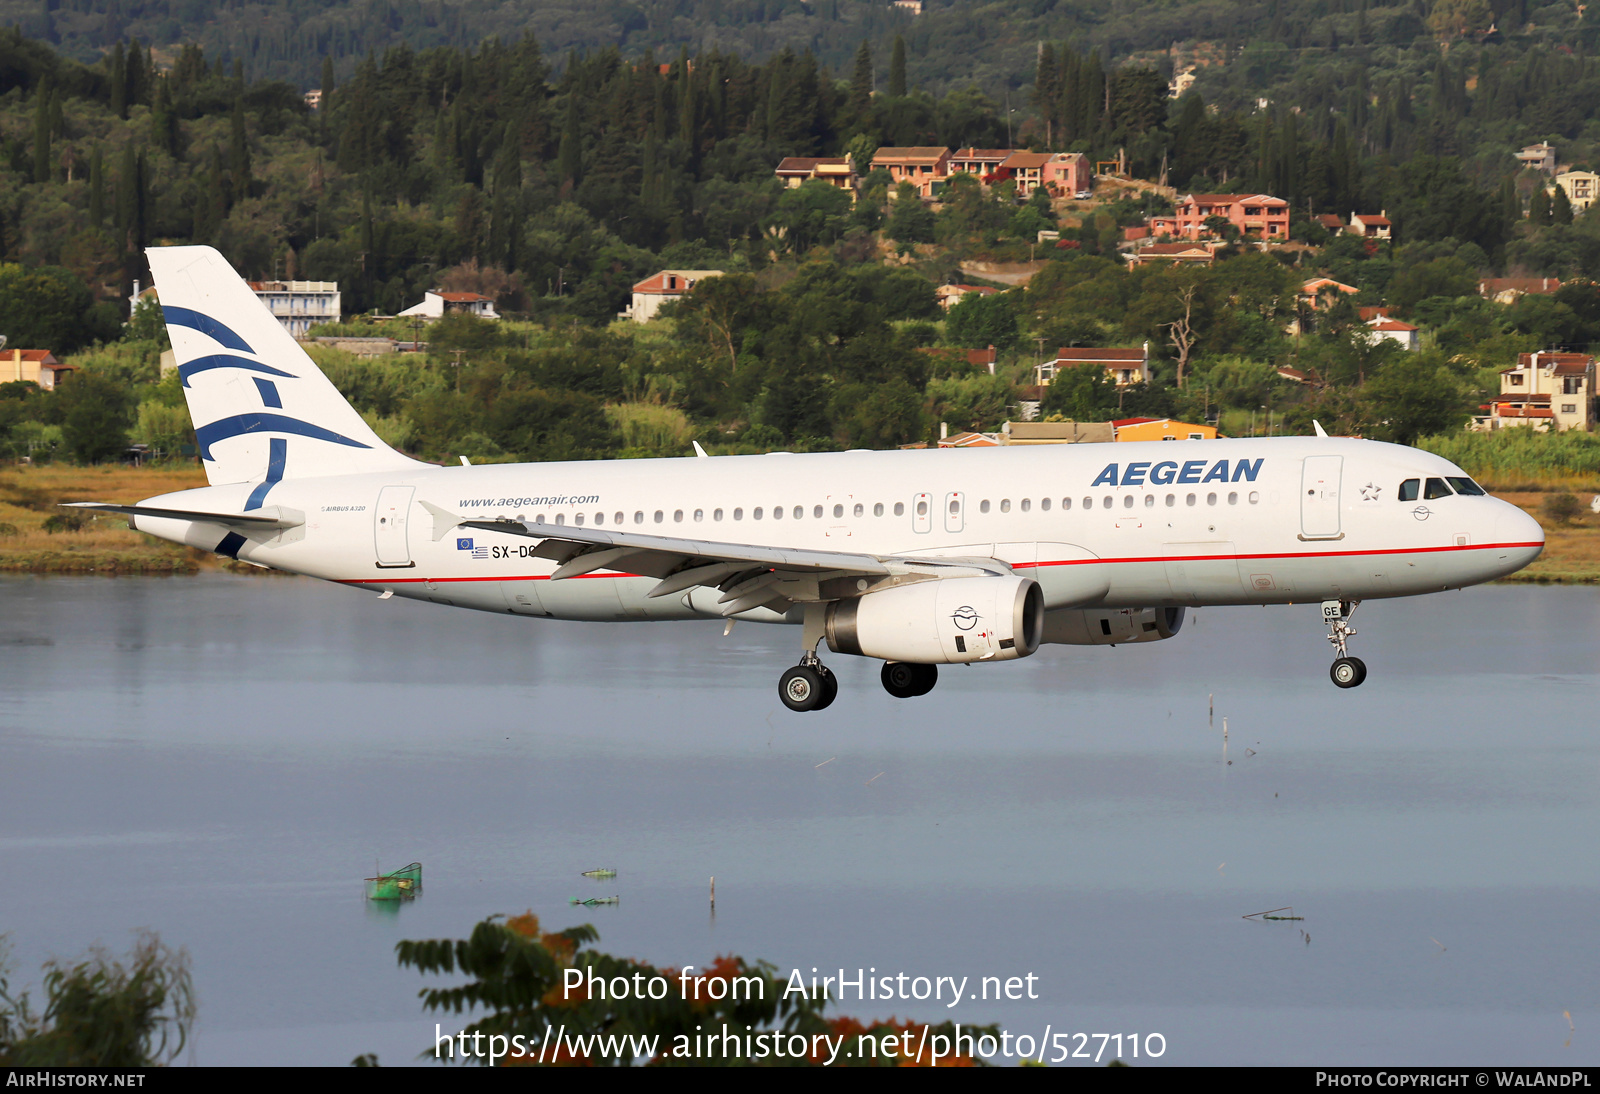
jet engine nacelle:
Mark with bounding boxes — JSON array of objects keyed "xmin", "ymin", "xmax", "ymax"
[
  {"xmin": 825, "ymin": 576, "xmax": 1044, "ymax": 664},
  {"xmin": 1041, "ymin": 606, "xmax": 1186, "ymax": 646}
]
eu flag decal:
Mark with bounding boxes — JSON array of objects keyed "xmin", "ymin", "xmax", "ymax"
[{"xmin": 456, "ymin": 538, "xmax": 474, "ymax": 551}]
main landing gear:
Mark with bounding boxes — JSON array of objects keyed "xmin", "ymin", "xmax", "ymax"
[
  {"xmin": 779, "ymin": 654, "xmax": 838, "ymax": 713},
  {"xmin": 880, "ymin": 661, "xmax": 938, "ymax": 699},
  {"xmin": 1323, "ymin": 599, "xmax": 1367, "ymax": 689}
]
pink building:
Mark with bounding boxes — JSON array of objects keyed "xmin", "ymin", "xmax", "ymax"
[
  {"xmin": 1044, "ymin": 152, "xmax": 1092, "ymax": 196},
  {"xmin": 1173, "ymin": 193, "xmax": 1290, "ymax": 239}
]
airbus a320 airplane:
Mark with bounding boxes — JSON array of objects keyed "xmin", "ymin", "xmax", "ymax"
[{"xmin": 70, "ymin": 246, "xmax": 1545, "ymax": 711}]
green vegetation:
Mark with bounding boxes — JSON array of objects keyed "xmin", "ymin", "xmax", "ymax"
[{"xmin": 0, "ymin": 934, "xmax": 194, "ymax": 1067}]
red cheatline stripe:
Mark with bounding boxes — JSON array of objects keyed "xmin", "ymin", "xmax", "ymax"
[
  {"xmin": 1018, "ymin": 540, "xmax": 1545, "ymax": 568},
  {"xmin": 336, "ymin": 541, "xmax": 1541, "ymax": 587}
]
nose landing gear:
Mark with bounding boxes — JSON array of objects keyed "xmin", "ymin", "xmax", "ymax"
[{"xmin": 1323, "ymin": 599, "xmax": 1367, "ymax": 689}]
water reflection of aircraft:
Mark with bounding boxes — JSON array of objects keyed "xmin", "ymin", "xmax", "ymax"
[{"xmin": 70, "ymin": 247, "xmax": 1544, "ymax": 711}]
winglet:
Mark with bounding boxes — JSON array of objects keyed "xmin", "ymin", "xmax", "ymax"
[
  {"xmin": 418, "ymin": 499, "xmax": 466, "ymax": 542},
  {"xmin": 1313, "ymin": 420, "xmax": 1329, "ymax": 438},
  {"xmin": 692, "ymin": 441, "xmax": 709, "ymax": 458}
]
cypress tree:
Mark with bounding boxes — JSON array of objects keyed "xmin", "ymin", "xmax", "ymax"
[
  {"xmin": 115, "ymin": 142, "xmax": 137, "ymax": 242},
  {"xmin": 32, "ymin": 80, "xmax": 51, "ymax": 184},
  {"xmin": 125, "ymin": 38, "xmax": 146, "ymax": 110},
  {"xmin": 557, "ymin": 94, "xmax": 581, "ymax": 186},
  {"xmin": 109, "ymin": 42, "xmax": 126, "ymax": 119},
  {"xmin": 1552, "ymin": 183, "xmax": 1574, "ymax": 225},
  {"xmin": 229, "ymin": 98, "xmax": 251, "ymax": 199},
  {"xmin": 1033, "ymin": 43, "xmax": 1059, "ymax": 146},
  {"xmin": 889, "ymin": 36, "xmax": 907, "ymax": 97},
  {"xmin": 89, "ymin": 146, "xmax": 104, "ymax": 229},
  {"xmin": 1528, "ymin": 183, "xmax": 1551, "ymax": 225},
  {"xmin": 850, "ymin": 41, "xmax": 873, "ymax": 114}
]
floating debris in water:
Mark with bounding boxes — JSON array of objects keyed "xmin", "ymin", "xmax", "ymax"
[
  {"xmin": 1242, "ymin": 906, "xmax": 1303, "ymax": 921},
  {"xmin": 580, "ymin": 868, "xmax": 617, "ymax": 879},
  {"xmin": 570, "ymin": 896, "xmax": 619, "ymax": 906},
  {"xmin": 366, "ymin": 861, "xmax": 422, "ymax": 901}
]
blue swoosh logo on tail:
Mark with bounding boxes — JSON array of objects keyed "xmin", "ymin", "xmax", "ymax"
[
  {"xmin": 195, "ymin": 414, "xmax": 372, "ymax": 461},
  {"xmin": 179, "ymin": 353, "xmax": 296, "ymax": 387},
  {"xmin": 162, "ymin": 306, "xmax": 255, "ymax": 353}
]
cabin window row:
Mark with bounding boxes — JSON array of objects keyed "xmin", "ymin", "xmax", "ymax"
[{"xmin": 510, "ymin": 491, "xmax": 1263, "ymax": 527}]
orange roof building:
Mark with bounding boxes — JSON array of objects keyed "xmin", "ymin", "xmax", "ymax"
[{"xmin": 2, "ymin": 349, "xmax": 73, "ymax": 391}]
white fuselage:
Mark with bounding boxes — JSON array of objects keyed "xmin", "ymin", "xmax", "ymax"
[{"xmin": 130, "ymin": 436, "xmax": 1543, "ymax": 630}]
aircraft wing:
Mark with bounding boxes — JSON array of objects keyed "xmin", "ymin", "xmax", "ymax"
[{"xmin": 425, "ymin": 501, "xmax": 1006, "ymax": 617}]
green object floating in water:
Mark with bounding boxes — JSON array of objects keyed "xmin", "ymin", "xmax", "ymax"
[
  {"xmin": 570, "ymin": 896, "xmax": 619, "ymax": 906},
  {"xmin": 580, "ymin": 869, "xmax": 617, "ymax": 879},
  {"xmin": 365, "ymin": 862, "xmax": 423, "ymax": 901}
]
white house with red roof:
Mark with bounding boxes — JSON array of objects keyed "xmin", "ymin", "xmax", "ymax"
[
  {"xmin": 1348, "ymin": 212, "xmax": 1391, "ymax": 239},
  {"xmin": 1367, "ymin": 317, "xmax": 1419, "ymax": 351},
  {"xmin": 620, "ymin": 270, "xmax": 724, "ymax": 323},
  {"xmin": 398, "ymin": 290, "xmax": 500, "ymax": 321}
]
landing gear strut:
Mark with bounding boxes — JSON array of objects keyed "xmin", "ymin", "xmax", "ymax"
[
  {"xmin": 881, "ymin": 661, "xmax": 938, "ymax": 699},
  {"xmin": 779, "ymin": 607, "xmax": 838, "ymax": 712},
  {"xmin": 1323, "ymin": 599, "xmax": 1367, "ymax": 689}
]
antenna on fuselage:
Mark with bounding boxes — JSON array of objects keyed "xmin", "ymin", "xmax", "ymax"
[{"xmin": 1312, "ymin": 420, "xmax": 1329, "ymax": 438}]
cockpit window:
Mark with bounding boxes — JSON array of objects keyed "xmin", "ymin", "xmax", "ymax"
[
  {"xmin": 1423, "ymin": 477, "xmax": 1454, "ymax": 500},
  {"xmin": 1398, "ymin": 478, "xmax": 1419, "ymax": 501},
  {"xmin": 1447, "ymin": 477, "xmax": 1486, "ymax": 496}
]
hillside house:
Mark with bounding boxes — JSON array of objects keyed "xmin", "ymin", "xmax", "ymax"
[
  {"xmin": 1044, "ymin": 151, "xmax": 1093, "ymax": 196},
  {"xmin": 1300, "ymin": 278, "xmax": 1360, "ymax": 308},
  {"xmin": 1113, "ymin": 417, "xmax": 1218, "ymax": 441},
  {"xmin": 398, "ymin": 291, "xmax": 500, "ymax": 321},
  {"xmin": 774, "ymin": 157, "xmax": 857, "ymax": 199},
  {"xmin": 249, "ymin": 279, "xmax": 341, "ymax": 338},
  {"xmin": 871, "ymin": 147, "xmax": 951, "ymax": 198},
  {"xmin": 1514, "ymin": 142, "xmax": 1557, "ymax": 175},
  {"xmin": 949, "ymin": 148, "xmax": 1014, "ymax": 179},
  {"xmin": 2, "ymin": 349, "xmax": 72, "ymax": 390},
  {"xmin": 1001, "ymin": 420, "xmax": 1115, "ymax": 444},
  {"xmin": 1348, "ymin": 212, "xmax": 1392, "ymax": 239},
  {"xmin": 1036, "ymin": 345, "xmax": 1150, "ymax": 387},
  {"xmin": 1554, "ymin": 170, "xmax": 1599, "ymax": 211},
  {"xmin": 1367, "ymin": 318, "xmax": 1420, "ymax": 351},
  {"xmin": 620, "ymin": 270, "xmax": 724, "ymax": 323},
  {"xmin": 1126, "ymin": 242, "xmax": 1216, "ymax": 266},
  {"xmin": 1473, "ymin": 351, "xmax": 1596, "ymax": 432},
  {"xmin": 934, "ymin": 283, "xmax": 998, "ymax": 310},
  {"xmin": 1479, "ymin": 277, "xmax": 1561, "ymax": 305},
  {"xmin": 1172, "ymin": 193, "xmax": 1290, "ymax": 240}
]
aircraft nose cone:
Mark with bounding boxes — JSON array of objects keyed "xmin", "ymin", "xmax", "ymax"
[{"xmin": 1491, "ymin": 502, "xmax": 1544, "ymax": 576}]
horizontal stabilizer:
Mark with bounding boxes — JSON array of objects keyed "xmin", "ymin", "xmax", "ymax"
[{"xmin": 61, "ymin": 502, "xmax": 303, "ymax": 530}]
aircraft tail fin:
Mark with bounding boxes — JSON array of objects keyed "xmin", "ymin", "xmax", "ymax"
[{"xmin": 146, "ymin": 246, "xmax": 424, "ymax": 498}]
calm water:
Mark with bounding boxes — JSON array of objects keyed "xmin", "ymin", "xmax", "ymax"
[{"xmin": 0, "ymin": 574, "xmax": 1597, "ymax": 1066}]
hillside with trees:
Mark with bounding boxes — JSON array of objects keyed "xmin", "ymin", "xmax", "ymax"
[{"xmin": 1, "ymin": 1, "xmax": 1600, "ymax": 472}]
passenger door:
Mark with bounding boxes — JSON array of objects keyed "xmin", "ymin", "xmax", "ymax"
[
  {"xmin": 1300, "ymin": 456, "xmax": 1343, "ymax": 539},
  {"xmin": 374, "ymin": 486, "xmax": 415, "ymax": 567}
]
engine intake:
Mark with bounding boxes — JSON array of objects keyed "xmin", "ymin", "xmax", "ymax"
[{"xmin": 826, "ymin": 576, "xmax": 1043, "ymax": 664}]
